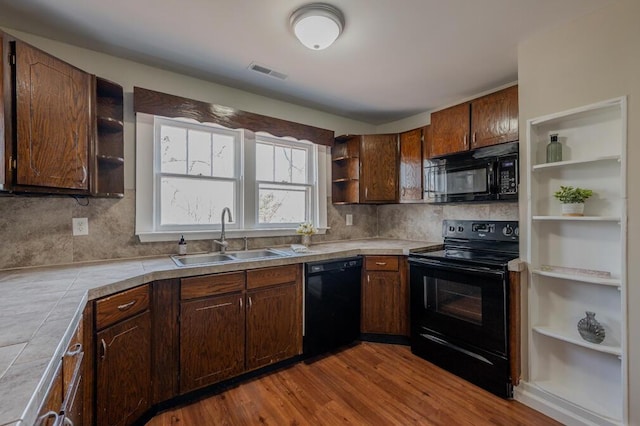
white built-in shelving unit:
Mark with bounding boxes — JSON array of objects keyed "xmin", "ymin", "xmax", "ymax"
[{"xmin": 520, "ymin": 97, "xmax": 627, "ymax": 425}]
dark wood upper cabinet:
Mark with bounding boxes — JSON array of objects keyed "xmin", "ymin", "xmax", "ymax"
[
  {"xmin": 471, "ymin": 85, "xmax": 519, "ymax": 149},
  {"xmin": 428, "ymin": 85, "xmax": 519, "ymax": 158},
  {"xmin": 361, "ymin": 256, "xmax": 409, "ymax": 336},
  {"xmin": 399, "ymin": 128, "xmax": 423, "ymax": 202},
  {"xmin": 180, "ymin": 292, "xmax": 245, "ymax": 394},
  {"xmin": 96, "ymin": 311, "xmax": 151, "ymax": 426},
  {"xmin": 0, "ymin": 31, "xmax": 124, "ymax": 197},
  {"xmin": 14, "ymin": 40, "xmax": 91, "ymax": 190},
  {"xmin": 360, "ymin": 134, "xmax": 398, "ymax": 203},
  {"xmin": 429, "ymin": 102, "xmax": 471, "ymax": 158}
]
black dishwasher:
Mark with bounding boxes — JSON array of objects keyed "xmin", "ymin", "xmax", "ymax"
[{"xmin": 304, "ymin": 257, "xmax": 362, "ymax": 359}]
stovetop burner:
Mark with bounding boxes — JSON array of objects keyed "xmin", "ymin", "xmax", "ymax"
[{"xmin": 411, "ymin": 220, "xmax": 520, "ymax": 268}]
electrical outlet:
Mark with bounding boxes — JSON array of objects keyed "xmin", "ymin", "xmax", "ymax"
[
  {"xmin": 72, "ymin": 218, "xmax": 89, "ymax": 236},
  {"xmin": 346, "ymin": 214, "xmax": 353, "ymax": 226}
]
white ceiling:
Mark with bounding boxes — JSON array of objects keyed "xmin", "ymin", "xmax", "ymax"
[{"xmin": 0, "ymin": 0, "xmax": 610, "ymax": 124}]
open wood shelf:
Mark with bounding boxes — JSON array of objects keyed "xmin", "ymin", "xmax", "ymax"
[{"xmin": 94, "ymin": 77, "xmax": 124, "ymax": 197}]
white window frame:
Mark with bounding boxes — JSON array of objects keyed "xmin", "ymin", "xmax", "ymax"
[
  {"xmin": 135, "ymin": 113, "xmax": 328, "ymax": 243},
  {"xmin": 153, "ymin": 117, "xmax": 243, "ymax": 232},
  {"xmin": 250, "ymin": 133, "xmax": 317, "ymax": 229}
]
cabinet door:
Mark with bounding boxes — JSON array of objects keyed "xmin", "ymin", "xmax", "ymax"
[
  {"xmin": 14, "ymin": 40, "xmax": 90, "ymax": 190},
  {"xmin": 360, "ymin": 134, "xmax": 398, "ymax": 203},
  {"xmin": 471, "ymin": 85, "xmax": 518, "ymax": 149},
  {"xmin": 361, "ymin": 269, "xmax": 408, "ymax": 336},
  {"xmin": 246, "ymin": 283, "xmax": 301, "ymax": 370},
  {"xmin": 96, "ymin": 311, "xmax": 151, "ymax": 426},
  {"xmin": 179, "ymin": 292, "xmax": 245, "ymax": 394},
  {"xmin": 429, "ymin": 102, "xmax": 470, "ymax": 158},
  {"xmin": 399, "ymin": 128, "xmax": 423, "ymax": 201}
]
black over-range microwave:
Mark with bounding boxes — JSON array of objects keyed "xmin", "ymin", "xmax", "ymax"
[{"xmin": 424, "ymin": 141, "xmax": 519, "ymax": 203}]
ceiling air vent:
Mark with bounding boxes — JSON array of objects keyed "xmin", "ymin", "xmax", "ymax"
[{"xmin": 248, "ymin": 62, "xmax": 288, "ymax": 80}]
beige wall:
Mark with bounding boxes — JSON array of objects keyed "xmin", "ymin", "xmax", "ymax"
[{"xmin": 517, "ymin": 0, "xmax": 640, "ymax": 423}]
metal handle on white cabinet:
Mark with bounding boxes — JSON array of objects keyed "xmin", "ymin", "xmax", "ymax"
[
  {"xmin": 100, "ymin": 338, "xmax": 107, "ymax": 360},
  {"xmin": 117, "ymin": 300, "xmax": 136, "ymax": 311}
]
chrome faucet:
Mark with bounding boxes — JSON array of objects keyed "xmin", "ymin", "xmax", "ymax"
[{"xmin": 213, "ymin": 207, "xmax": 232, "ymax": 254}]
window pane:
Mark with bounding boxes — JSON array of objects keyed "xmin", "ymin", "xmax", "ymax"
[
  {"xmin": 256, "ymin": 143, "xmax": 273, "ymax": 181},
  {"xmin": 187, "ymin": 130, "xmax": 212, "ymax": 176},
  {"xmin": 160, "ymin": 126, "xmax": 187, "ymax": 174},
  {"xmin": 291, "ymin": 148, "xmax": 307, "ymax": 184},
  {"xmin": 212, "ymin": 133, "xmax": 236, "ymax": 178},
  {"xmin": 258, "ymin": 184, "xmax": 307, "ymax": 224},
  {"xmin": 161, "ymin": 177, "xmax": 234, "ymax": 225},
  {"xmin": 274, "ymin": 146, "xmax": 292, "ymax": 183}
]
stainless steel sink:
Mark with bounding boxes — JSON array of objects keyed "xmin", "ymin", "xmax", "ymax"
[
  {"xmin": 171, "ymin": 248, "xmax": 290, "ymax": 267},
  {"xmin": 227, "ymin": 249, "xmax": 289, "ymax": 260},
  {"xmin": 171, "ymin": 253, "xmax": 235, "ymax": 267}
]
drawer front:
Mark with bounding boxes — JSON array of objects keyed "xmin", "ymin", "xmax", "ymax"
[
  {"xmin": 365, "ymin": 256, "xmax": 399, "ymax": 271},
  {"xmin": 247, "ymin": 265, "xmax": 299, "ymax": 290},
  {"xmin": 181, "ymin": 271, "xmax": 245, "ymax": 300},
  {"xmin": 95, "ymin": 284, "xmax": 149, "ymax": 330}
]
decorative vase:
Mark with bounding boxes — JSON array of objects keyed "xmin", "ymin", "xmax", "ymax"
[
  {"xmin": 577, "ymin": 311, "xmax": 605, "ymax": 344},
  {"xmin": 301, "ymin": 234, "xmax": 312, "ymax": 247},
  {"xmin": 561, "ymin": 202, "xmax": 584, "ymax": 216},
  {"xmin": 546, "ymin": 133, "xmax": 562, "ymax": 163}
]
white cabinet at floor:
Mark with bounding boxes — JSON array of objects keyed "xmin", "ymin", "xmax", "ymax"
[{"xmin": 520, "ymin": 97, "xmax": 627, "ymax": 426}]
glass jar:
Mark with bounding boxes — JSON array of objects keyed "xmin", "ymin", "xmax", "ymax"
[{"xmin": 546, "ymin": 133, "xmax": 562, "ymax": 163}]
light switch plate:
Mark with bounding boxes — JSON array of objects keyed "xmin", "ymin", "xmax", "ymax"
[
  {"xmin": 72, "ymin": 218, "xmax": 89, "ymax": 236},
  {"xmin": 346, "ymin": 214, "xmax": 353, "ymax": 226}
]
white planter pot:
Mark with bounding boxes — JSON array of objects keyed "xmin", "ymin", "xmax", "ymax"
[{"xmin": 561, "ymin": 202, "xmax": 585, "ymax": 216}]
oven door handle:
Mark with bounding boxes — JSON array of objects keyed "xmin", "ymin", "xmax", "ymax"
[{"xmin": 409, "ymin": 257, "xmax": 505, "ymax": 278}]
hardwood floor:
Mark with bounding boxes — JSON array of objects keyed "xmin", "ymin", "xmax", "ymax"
[{"xmin": 147, "ymin": 342, "xmax": 559, "ymax": 425}]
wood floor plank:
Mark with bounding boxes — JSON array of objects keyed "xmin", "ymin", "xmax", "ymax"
[{"xmin": 147, "ymin": 343, "xmax": 560, "ymax": 426}]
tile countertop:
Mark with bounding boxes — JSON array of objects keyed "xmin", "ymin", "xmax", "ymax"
[{"xmin": 0, "ymin": 238, "xmax": 446, "ymax": 426}]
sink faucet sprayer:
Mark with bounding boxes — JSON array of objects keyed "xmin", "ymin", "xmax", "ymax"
[{"xmin": 214, "ymin": 207, "xmax": 232, "ymax": 254}]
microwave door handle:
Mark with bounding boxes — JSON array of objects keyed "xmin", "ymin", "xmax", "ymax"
[{"xmin": 488, "ymin": 163, "xmax": 495, "ymax": 192}]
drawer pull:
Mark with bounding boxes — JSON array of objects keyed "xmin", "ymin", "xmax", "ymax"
[
  {"xmin": 375, "ymin": 262, "xmax": 387, "ymax": 266},
  {"xmin": 196, "ymin": 302, "xmax": 232, "ymax": 311},
  {"xmin": 66, "ymin": 342, "xmax": 83, "ymax": 357},
  {"xmin": 248, "ymin": 296, "xmax": 253, "ymax": 309},
  {"xmin": 37, "ymin": 411, "xmax": 59, "ymax": 426},
  {"xmin": 117, "ymin": 300, "xmax": 137, "ymax": 311}
]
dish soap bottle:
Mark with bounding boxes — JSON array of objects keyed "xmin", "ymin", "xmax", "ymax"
[
  {"xmin": 546, "ymin": 133, "xmax": 562, "ymax": 163},
  {"xmin": 178, "ymin": 235, "xmax": 187, "ymax": 255}
]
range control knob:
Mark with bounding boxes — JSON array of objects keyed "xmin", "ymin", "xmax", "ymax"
[
  {"xmin": 448, "ymin": 225, "xmax": 455, "ymax": 232},
  {"xmin": 457, "ymin": 226, "xmax": 464, "ymax": 233},
  {"xmin": 502, "ymin": 224, "xmax": 514, "ymax": 236},
  {"xmin": 514, "ymin": 227, "xmax": 519, "ymax": 237}
]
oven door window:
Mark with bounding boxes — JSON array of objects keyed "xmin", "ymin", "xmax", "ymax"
[
  {"xmin": 435, "ymin": 279, "xmax": 482, "ymax": 325},
  {"xmin": 411, "ymin": 262, "xmax": 507, "ymax": 355}
]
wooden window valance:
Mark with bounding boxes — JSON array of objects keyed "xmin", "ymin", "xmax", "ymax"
[{"xmin": 133, "ymin": 87, "xmax": 334, "ymax": 146}]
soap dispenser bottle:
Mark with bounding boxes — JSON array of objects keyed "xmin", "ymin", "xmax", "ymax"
[{"xmin": 178, "ymin": 235, "xmax": 187, "ymax": 255}]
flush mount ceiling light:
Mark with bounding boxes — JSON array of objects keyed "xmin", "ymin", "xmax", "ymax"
[{"xmin": 290, "ymin": 3, "xmax": 344, "ymax": 50}]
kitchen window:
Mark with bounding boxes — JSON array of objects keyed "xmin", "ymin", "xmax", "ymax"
[{"xmin": 135, "ymin": 114, "xmax": 327, "ymax": 242}]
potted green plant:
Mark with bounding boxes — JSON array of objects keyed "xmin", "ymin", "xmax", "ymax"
[{"xmin": 553, "ymin": 186, "xmax": 593, "ymax": 216}]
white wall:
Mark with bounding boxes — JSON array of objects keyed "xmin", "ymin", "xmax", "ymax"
[
  {"xmin": 517, "ymin": 1, "xmax": 640, "ymax": 424},
  {"xmin": 1, "ymin": 28, "xmax": 377, "ymax": 189}
]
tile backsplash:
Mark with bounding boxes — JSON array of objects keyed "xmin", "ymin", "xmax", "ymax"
[{"xmin": 0, "ymin": 191, "xmax": 517, "ymax": 270}]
